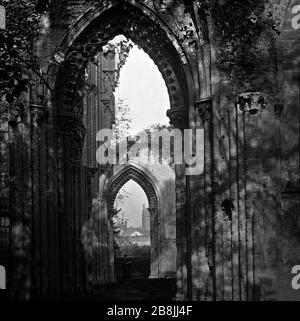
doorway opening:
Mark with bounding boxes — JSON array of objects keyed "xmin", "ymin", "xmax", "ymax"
[{"xmin": 113, "ymin": 180, "xmax": 151, "ymax": 279}]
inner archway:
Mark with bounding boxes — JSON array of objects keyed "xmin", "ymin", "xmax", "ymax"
[
  {"xmin": 105, "ymin": 163, "xmax": 161, "ymax": 279},
  {"xmin": 114, "ymin": 180, "xmax": 151, "ymax": 279}
]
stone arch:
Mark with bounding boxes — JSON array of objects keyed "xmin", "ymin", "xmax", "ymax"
[
  {"xmin": 105, "ymin": 163, "xmax": 160, "ymax": 217},
  {"xmin": 45, "ymin": 0, "xmax": 189, "ymax": 294},
  {"xmin": 52, "ymin": 0, "xmax": 194, "ymax": 135},
  {"xmin": 103, "ymin": 162, "xmax": 163, "ymax": 279}
]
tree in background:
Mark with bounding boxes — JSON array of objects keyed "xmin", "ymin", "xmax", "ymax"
[
  {"xmin": 112, "ymin": 98, "xmax": 132, "ymax": 143},
  {"xmin": 134, "ymin": 123, "xmax": 175, "ymax": 168},
  {"xmin": 111, "ymin": 98, "xmax": 132, "ymax": 248},
  {"xmin": 118, "ymin": 244, "xmax": 150, "ymax": 257},
  {"xmin": 113, "ymin": 97, "xmax": 132, "ymax": 210}
]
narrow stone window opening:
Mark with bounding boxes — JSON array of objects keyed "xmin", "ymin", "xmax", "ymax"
[{"xmin": 0, "ymin": 265, "xmax": 6, "ymax": 290}]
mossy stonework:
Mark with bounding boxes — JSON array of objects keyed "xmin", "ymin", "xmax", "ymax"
[{"xmin": 0, "ymin": 0, "xmax": 299, "ymax": 301}]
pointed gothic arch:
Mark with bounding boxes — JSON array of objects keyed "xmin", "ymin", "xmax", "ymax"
[
  {"xmin": 52, "ymin": 0, "xmax": 194, "ymax": 135},
  {"xmin": 47, "ymin": 0, "xmax": 189, "ymax": 297},
  {"xmin": 105, "ymin": 163, "xmax": 160, "ymax": 217},
  {"xmin": 103, "ymin": 162, "xmax": 175, "ymax": 279}
]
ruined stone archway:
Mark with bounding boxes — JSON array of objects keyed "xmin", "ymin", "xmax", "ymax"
[
  {"xmin": 105, "ymin": 164, "xmax": 159, "ymax": 222},
  {"xmin": 53, "ymin": 1, "xmax": 193, "ymax": 137},
  {"xmin": 4, "ymin": 0, "xmax": 299, "ymax": 302},
  {"xmin": 103, "ymin": 162, "xmax": 176, "ymax": 279},
  {"xmin": 49, "ymin": 0, "xmax": 190, "ymax": 297}
]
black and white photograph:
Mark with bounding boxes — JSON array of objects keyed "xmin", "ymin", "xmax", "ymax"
[{"xmin": 0, "ymin": 0, "xmax": 300, "ymax": 313}]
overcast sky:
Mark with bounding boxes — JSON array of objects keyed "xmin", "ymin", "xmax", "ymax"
[
  {"xmin": 117, "ymin": 181, "xmax": 148, "ymax": 228},
  {"xmin": 115, "ymin": 44, "xmax": 170, "ymax": 136},
  {"xmin": 114, "ymin": 44, "xmax": 169, "ymax": 227}
]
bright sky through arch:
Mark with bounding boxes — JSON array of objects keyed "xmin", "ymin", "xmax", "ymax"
[
  {"xmin": 116, "ymin": 180, "xmax": 148, "ymax": 228},
  {"xmin": 115, "ymin": 44, "xmax": 170, "ymax": 136},
  {"xmin": 112, "ymin": 37, "xmax": 170, "ymax": 227}
]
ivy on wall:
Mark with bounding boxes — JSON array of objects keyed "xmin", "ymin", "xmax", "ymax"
[
  {"xmin": 0, "ymin": 0, "xmax": 284, "ymax": 104},
  {"xmin": 142, "ymin": 0, "xmax": 280, "ymax": 93},
  {"xmin": 206, "ymin": 0, "xmax": 280, "ymax": 94},
  {"xmin": 0, "ymin": 0, "xmax": 50, "ymax": 103}
]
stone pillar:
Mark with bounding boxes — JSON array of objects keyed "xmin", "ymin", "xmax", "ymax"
[
  {"xmin": 193, "ymin": 97, "xmax": 214, "ymax": 300},
  {"xmin": 148, "ymin": 207, "xmax": 159, "ymax": 279},
  {"xmin": 0, "ymin": 101, "xmax": 10, "ymax": 297},
  {"xmin": 167, "ymin": 108, "xmax": 190, "ymax": 300},
  {"xmin": 236, "ymin": 92, "xmax": 269, "ymax": 300},
  {"xmin": 81, "ymin": 54, "xmax": 118, "ymax": 288},
  {"xmin": 7, "ymin": 91, "xmax": 33, "ymax": 300},
  {"xmin": 56, "ymin": 110, "xmax": 86, "ymax": 299}
]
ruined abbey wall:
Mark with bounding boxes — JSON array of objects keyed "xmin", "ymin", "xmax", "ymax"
[{"xmin": 0, "ymin": 0, "xmax": 299, "ymax": 301}]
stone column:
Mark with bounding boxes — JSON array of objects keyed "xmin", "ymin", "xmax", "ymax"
[
  {"xmin": 148, "ymin": 207, "xmax": 159, "ymax": 279},
  {"xmin": 236, "ymin": 92, "xmax": 268, "ymax": 300},
  {"xmin": 167, "ymin": 108, "xmax": 190, "ymax": 300},
  {"xmin": 193, "ymin": 97, "xmax": 214, "ymax": 300},
  {"xmin": 7, "ymin": 90, "xmax": 33, "ymax": 300},
  {"xmin": 56, "ymin": 111, "xmax": 86, "ymax": 298},
  {"xmin": 0, "ymin": 101, "xmax": 10, "ymax": 296}
]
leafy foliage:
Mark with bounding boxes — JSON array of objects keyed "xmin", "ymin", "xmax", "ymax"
[
  {"xmin": 112, "ymin": 98, "xmax": 132, "ymax": 142},
  {"xmin": 114, "ymin": 185, "xmax": 132, "ymax": 228},
  {"xmin": 110, "ymin": 98, "xmax": 133, "ymax": 248},
  {"xmin": 0, "ymin": 0, "xmax": 281, "ymax": 104},
  {"xmin": 140, "ymin": 123, "xmax": 175, "ymax": 167},
  {"xmin": 118, "ymin": 244, "xmax": 150, "ymax": 257},
  {"xmin": 0, "ymin": 0, "xmax": 48, "ymax": 103},
  {"xmin": 151, "ymin": 0, "xmax": 279, "ymax": 92},
  {"xmin": 112, "ymin": 207, "xmax": 126, "ymax": 250},
  {"xmin": 113, "ymin": 37, "xmax": 133, "ymax": 85},
  {"xmin": 207, "ymin": 0, "xmax": 280, "ymax": 93}
]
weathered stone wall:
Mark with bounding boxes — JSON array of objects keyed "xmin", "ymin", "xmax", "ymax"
[
  {"xmin": 79, "ymin": 52, "xmax": 118, "ymax": 290},
  {"xmin": 271, "ymin": 0, "xmax": 300, "ymax": 301}
]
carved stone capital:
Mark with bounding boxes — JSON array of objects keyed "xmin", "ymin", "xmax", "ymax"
[
  {"xmin": 195, "ymin": 97, "xmax": 212, "ymax": 122},
  {"xmin": 167, "ymin": 108, "xmax": 188, "ymax": 129},
  {"xmin": 236, "ymin": 92, "xmax": 268, "ymax": 115}
]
